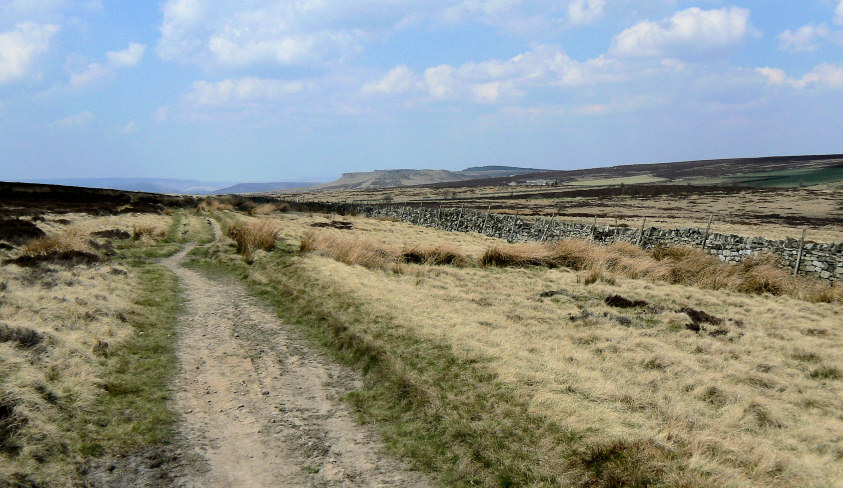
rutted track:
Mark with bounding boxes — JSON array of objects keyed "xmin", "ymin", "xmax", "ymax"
[{"xmin": 160, "ymin": 242, "xmax": 431, "ymax": 487}]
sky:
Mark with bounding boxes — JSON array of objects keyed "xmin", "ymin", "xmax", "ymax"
[{"xmin": 1, "ymin": 1, "xmax": 842, "ymax": 183}]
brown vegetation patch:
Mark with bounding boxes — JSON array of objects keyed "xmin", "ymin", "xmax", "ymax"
[
  {"xmin": 132, "ymin": 224, "xmax": 164, "ymax": 241},
  {"xmin": 309, "ymin": 220, "xmax": 354, "ymax": 230},
  {"xmin": 400, "ymin": 244, "xmax": 470, "ymax": 266},
  {"xmin": 91, "ymin": 229, "xmax": 131, "ymax": 239},
  {"xmin": 227, "ymin": 219, "xmax": 281, "ymax": 262},
  {"xmin": 567, "ymin": 439, "xmax": 686, "ymax": 488},
  {"xmin": 0, "ymin": 219, "xmax": 45, "ymax": 244},
  {"xmin": 481, "ymin": 239, "xmax": 841, "ymax": 303},
  {"xmin": 300, "ymin": 231, "xmax": 397, "ymax": 271},
  {"xmin": 0, "ymin": 398, "xmax": 26, "ymax": 455},
  {"xmin": 0, "ymin": 323, "xmax": 45, "ymax": 349},
  {"xmin": 3, "ymin": 250, "xmax": 103, "ymax": 268},
  {"xmin": 605, "ymin": 294, "xmax": 648, "ymax": 308}
]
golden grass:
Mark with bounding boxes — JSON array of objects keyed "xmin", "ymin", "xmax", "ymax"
[
  {"xmin": 299, "ymin": 235, "xmax": 843, "ymax": 487},
  {"xmin": 300, "ymin": 230, "xmax": 399, "ymax": 271},
  {"xmin": 227, "ymin": 218, "xmax": 281, "ymax": 262},
  {"xmin": 1, "ymin": 241, "xmax": 136, "ymax": 484},
  {"xmin": 19, "ymin": 227, "xmax": 92, "ymax": 256},
  {"xmin": 301, "ymin": 229, "xmax": 471, "ymax": 271},
  {"xmin": 196, "ymin": 199, "xmax": 235, "ymax": 213},
  {"xmin": 241, "ymin": 211, "xmax": 843, "ymax": 487},
  {"xmin": 132, "ymin": 223, "xmax": 165, "ymax": 242},
  {"xmin": 481, "ymin": 239, "xmax": 841, "ymax": 303}
]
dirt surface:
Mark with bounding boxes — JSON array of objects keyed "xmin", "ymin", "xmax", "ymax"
[{"xmin": 153, "ymin": 240, "xmax": 430, "ymax": 487}]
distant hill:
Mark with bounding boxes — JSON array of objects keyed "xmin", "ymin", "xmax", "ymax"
[
  {"xmin": 29, "ymin": 178, "xmax": 236, "ymax": 195},
  {"xmin": 424, "ymin": 154, "xmax": 843, "ymax": 189},
  {"xmin": 309, "ymin": 166, "xmax": 542, "ymax": 191},
  {"xmin": 210, "ymin": 182, "xmax": 320, "ymax": 194}
]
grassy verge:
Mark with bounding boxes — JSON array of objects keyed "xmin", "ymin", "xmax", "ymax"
[
  {"xmin": 185, "ymin": 239, "xmax": 707, "ymax": 487},
  {"xmin": 73, "ymin": 262, "xmax": 182, "ymax": 457},
  {"xmin": 0, "ymin": 213, "xmax": 186, "ymax": 487}
]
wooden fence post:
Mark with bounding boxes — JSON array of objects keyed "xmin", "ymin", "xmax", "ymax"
[
  {"xmin": 701, "ymin": 214, "xmax": 713, "ymax": 251},
  {"xmin": 636, "ymin": 217, "xmax": 647, "ymax": 246},
  {"xmin": 614, "ymin": 213, "xmax": 619, "ymax": 237},
  {"xmin": 455, "ymin": 204, "xmax": 464, "ymax": 230},
  {"xmin": 541, "ymin": 213, "xmax": 556, "ymax": 242},
  {"xmin": 794, "ymin": 228, "xmax": 807, "ymax": 276},
  {"xmin": 592, "ymin": 215, "xmax": 598, "ymax": 240}
]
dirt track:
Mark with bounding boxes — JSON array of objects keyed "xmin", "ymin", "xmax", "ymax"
[{"xmin": 153, "ymin": 244, "xmax": 431, "ymax": 487}]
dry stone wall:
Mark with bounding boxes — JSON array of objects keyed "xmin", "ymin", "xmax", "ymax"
[{"xmin": 307, "ymin": 202, "xmax": 842, "ymax": 282}]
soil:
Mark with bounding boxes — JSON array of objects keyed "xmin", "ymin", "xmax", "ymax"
[{"xmin": 86, "ymin": 221, "xmax": 430, "ymax": 487}]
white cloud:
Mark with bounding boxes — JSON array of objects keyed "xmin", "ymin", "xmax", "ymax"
[
  {"xmin": 155, "ymin": 1, "xmax": 581, "ymax": 70},
  {"xmin": 567, "ymin": 0, "xmax": 604, "ymax": 26},
  {"xmin": 366, "ymin": 45, "xmax": 619, "ymax": 104},
  {"xmin": 69, "ymin": 42, "xmax": 146, "ymax": 88},
  {"xmin": 182, "ymin": 77, "xmax": 311, "ymax": 107},
  {"xmin": 836, "ymin": 0, "xmax": 843, "ymax": 26},
  {"xmin": 106, "ymin": 42, "xmax": 146, "ymax": 68},
  {"xmin": 755, "ymin": 67, "xmax": 788, "ymax": 86},
  {"xmin": 362, "ymin": 65, "xmax": 421, "ymax": 95},
  {"xmin": 757, "ymin": 63, "xmax": 843, "ymax": 89},
  {"xmin": 0, "ymin": 22, "xmax": 59, "ymax": 83},
  {"xmin": 778, "ymin": 24, "xmax": 829, "ymax": 52},
  {"xmin": 157, "ymin": 0, "xmax": 388, "ymax": 68},
  {"xmin": 122, "ymin": 120, "xmax": 136, "ymax": 134},
  {"xmin": 69, "ymin": 62, "xmax": 110, "ymax": 88},
  {"xmin": 50, "ymin": 110, "xmax": 94, "ymax": 128},
  {"xmin": 610, "ymin": 7, "xmax": 752, "ymax": 59}
]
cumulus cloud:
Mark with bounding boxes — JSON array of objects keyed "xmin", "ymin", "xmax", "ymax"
[
  {"xmin": 69, "ymin": 42, "xmax": 146, "ymax": 88},
  {"xmin": 610, "ymin": 7, "xmax": 752, "ymax": 59},
  {"xmin": 757, "ymin": 63, "xmax": 843, "ymax": 89},
  {"xmin": 0, "ymin": 22, "xmax": 59, "ymax": 83},
  {"xmin": 157, "ymin": 0, "xmax": 397, "ymax": 68},
  {"xmin": 362, "ymin": 65, "xmax": 421, "ymax": 95},
  {"xmin": 778, "ymin": 24, "xmax": 829, "ymax": 52},
  {"xmin": 182, "ymin": 77, "xmax": 311, "ymax": 107},
  {"xmin": 155, "ymin": 1, "xmax": 584, "ymax": 69},
  {"xmin": 50, "ymin": 110, "xmax": 94, "ymax": 128},
  {"xmin": 106, "ymin": 42, "xmax": 146, "ymax": 68},
  {"xmin": 567, "ymin": 0, "xmax": 604, "ymax": 26},
  {"xmin": 365, "ymin": 45, "xmax": 619, "ymax": 103}
]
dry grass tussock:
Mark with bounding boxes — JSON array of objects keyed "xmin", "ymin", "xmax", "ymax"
[
  {"xmin": 300, "ymin": 230, "xmax": 471, "ymax": 271},
  {"xmin": 248, "ymin": 202, "xmax": 290, "ymax": 215},
  {"xmin": 196, "ymin": 199, "xmax": 235, "ymax": 213},
  {"xmin": 227, "ymin": 218, "xmax": 281, "ymax": 261},
  {"xmin": 19, "ymin": 226, "xmax": 92, "ymax": 256},
  {"xmin": 132, "ymin": 223, "xmax": 165, "ymax": 243},
  {"xmin": 481, "ymin": 239, "xmax": 841, "ymax": 303},
  {"xmin": 300, "ymin": 230, "xmax": 399, "ymax": 271}
]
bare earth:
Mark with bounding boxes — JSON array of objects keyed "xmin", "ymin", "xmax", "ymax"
[{"xmin": 153, "ymin": 244, "xmax": 431, "ymax": 488}]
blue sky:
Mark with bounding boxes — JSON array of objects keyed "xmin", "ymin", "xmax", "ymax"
[{"xmin": 1, "ymin": 1, "xmax": 842, "ymax": 182}]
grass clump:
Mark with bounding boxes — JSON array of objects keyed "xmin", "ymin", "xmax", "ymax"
[
  {"xmin": 400, "ymin": 244, "xmax": 471, "ymax": 267},
  {"xmin": 300, "ymin": 230, "xmax": 398, "ymax": 271},
  {"xmin": 301, "ymin": 231, "xmax": 471, "ymax": 271},
  {"xmin": 132, "ymin": 223, "xmax": 165, "ymax": 242},
  {"xmin": 196, "ymin": 199, "xmax": 235, "ymax": 213},
  {"xmin": 228, "ymin": 218, "xmax": 281, "ymax": 262},
  {"xmin": 20, "ymin": 227, "xmax": 91, "ymax": 257},
  {"xmin": 480, "ymin": 239, "xmax": 841, "ymax": 303}
]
